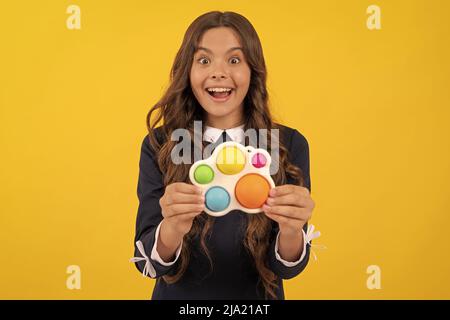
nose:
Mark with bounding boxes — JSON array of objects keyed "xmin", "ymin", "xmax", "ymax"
[
  {"xmin": 211, "ymin": 73, "xmax": 227, "ymax": 79},
  {"xmin": 210, "ymin": 62, "xmax": 228, "ymax": 80}
]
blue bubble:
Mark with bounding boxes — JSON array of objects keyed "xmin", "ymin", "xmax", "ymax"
[{"xmin": 205, "ymin": 186, "xmax": 230, "ymax": 212}]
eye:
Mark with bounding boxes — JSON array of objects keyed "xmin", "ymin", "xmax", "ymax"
[
  {"xmin": 229, "ymin": 57, "xmax": 241, "ymax": 64},
  {"xmin": 197, "ymin": 57, "xmax": 210, "ymax": 65}
]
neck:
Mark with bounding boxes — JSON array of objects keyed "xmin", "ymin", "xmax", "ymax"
[{"xmin": 204, "ymin": 108, "xmax": 245, "ymax": 130}]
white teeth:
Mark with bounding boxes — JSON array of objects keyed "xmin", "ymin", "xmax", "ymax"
[{"xmin": 206, "ymin": 88, "xmax": 232, "ymax": 92}]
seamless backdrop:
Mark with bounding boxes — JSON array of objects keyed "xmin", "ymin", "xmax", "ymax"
[{"xmin": 1, "ymin": 0, "xmax": 449, "ymax": 299}]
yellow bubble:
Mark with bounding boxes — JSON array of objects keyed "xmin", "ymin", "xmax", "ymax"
[{"xmin": 216, "ymin": 146, "xmax": 246, "ymax": 175}]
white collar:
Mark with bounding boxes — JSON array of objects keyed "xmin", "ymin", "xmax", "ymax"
[{"xmin": 203, "ymin": 124, "xmax": 245, "ymax": 144}]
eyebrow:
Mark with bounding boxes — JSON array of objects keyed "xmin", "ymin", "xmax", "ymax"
[{"xmin": 196, "ymin": 46, "xmax": 243, "ymax": 54}]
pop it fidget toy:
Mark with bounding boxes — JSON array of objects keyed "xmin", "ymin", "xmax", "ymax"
[{"xmin": 189, "ymin": 141, "xmax": 275, "ymax": 217}]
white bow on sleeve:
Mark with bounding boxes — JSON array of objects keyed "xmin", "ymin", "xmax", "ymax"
[
  {"xmin": 130, "ymin": 241, "xmax": 156, "ymax": 278},
  {"xmin": 305, "ymin": 224, "xmax": 327, "ymax": 261}
]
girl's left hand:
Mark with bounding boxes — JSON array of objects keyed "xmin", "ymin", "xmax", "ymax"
[{"xmin": 262, "ymin": 185, "xmax": 315, "ymax": 236}]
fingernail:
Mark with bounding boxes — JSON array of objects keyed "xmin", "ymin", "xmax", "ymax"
[
  {"xmin": 266, "ymin": 197, "xmax": 274, "ymax": 205},
  {"xmin": 269, "ymin": 189, "xmax": 276, "ymax": 196}
]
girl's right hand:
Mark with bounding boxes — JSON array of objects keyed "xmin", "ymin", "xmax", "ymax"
[{"xmin": 159, "ymin": 182, "xmax": 205, "ymax": 237}]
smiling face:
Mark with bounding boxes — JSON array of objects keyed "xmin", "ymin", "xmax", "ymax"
[{"xmin": 190, "ymin": 27, "xmax": 251, "ymax": 129}]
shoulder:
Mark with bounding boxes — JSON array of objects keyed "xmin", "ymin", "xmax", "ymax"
[
  {"xmin": 140, "ymin": 125, "xmax": 167, "ymax": 149},
  {"xmin": 140, "ymin": 125, "xmax": 168, "ymax": 159},
  {"xmin": 274, "ymin": 123, "xmax": 311, "ymax": 190},
  {"xmin": 273, "ymin": 123, "xmax": 309, "ymax": 151}
]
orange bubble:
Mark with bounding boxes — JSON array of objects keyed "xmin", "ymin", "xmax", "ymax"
[{"xmin": 235, "ymin": 173, "xmax": 270, "ymax": 209}]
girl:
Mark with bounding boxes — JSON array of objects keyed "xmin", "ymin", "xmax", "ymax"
[{"xmin": 132, "ymin": 11, "xmax": 316, "ymax": 300}]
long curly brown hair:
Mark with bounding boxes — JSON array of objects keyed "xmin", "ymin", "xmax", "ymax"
[{"xmin": 145, "ymin": 11, "xmax": 304, "ymax": 299}]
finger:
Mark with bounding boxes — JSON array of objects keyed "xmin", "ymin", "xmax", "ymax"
[
  {"xmin": 266, "ymin": 193, "xmax": 307, "ymax": 207},
  {"xmin": 269, "ymin": 184, "xmax": 295, "ymax": 197},
  {"xmin": 264, "ymin": 211, "xmax": 304, "ymax": 230},
  {"xmin": 176, "ymin": 210, "xmax": 204, "ymax": 221},
  {"xmin": 166, "ymin": 193, "xmax": 204, "ymax": 205},
  {"xmin": 264, "ymin": 210, "xmax": 290, "ymax": 225},
  {"xmin": 168, "ymin": 203, "xmax": 205, "ymax": 217},
  {"xmin": 262, "ymin": 204, "xmax": 306, "ymax": 221},
  {"xmin": 269, "ymin": 185, "xmax": 309, "ymax": 197},
  {"xmin": 171, "ymin": 182, "xmax": 203, "ymax": 195}
]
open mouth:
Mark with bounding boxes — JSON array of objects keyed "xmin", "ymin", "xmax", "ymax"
[{"xmin": 205, "ymin": 88, "xmax": 234, "ymax": 99}]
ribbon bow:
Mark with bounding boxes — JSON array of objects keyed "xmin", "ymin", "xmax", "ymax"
[
  {"xmin": 130, "ymin": 241, "xmax": 156, "ymax": 278},
  {"xmin": 305, "ymin": 224, "xmax": 327, "ymax": 261}
]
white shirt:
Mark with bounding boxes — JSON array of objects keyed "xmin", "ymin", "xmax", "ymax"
[
  {"xmin": 150, "ymin": 124, "xmax": 307, "ymax": 267},
  {"xmin": 203, "ymin": 124, "xmax": 246, "ymax": 144}
]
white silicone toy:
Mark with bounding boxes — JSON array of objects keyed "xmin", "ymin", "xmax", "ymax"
[{"xmin": 189, "ymin": 141, "xmax": 275, "ymax": 217}]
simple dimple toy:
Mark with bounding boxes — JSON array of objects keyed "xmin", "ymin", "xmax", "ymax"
[{"xmin": 189, "ymin": 141, "xmax": 275, "ymax": 217}]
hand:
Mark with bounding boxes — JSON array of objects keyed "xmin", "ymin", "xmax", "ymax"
[
  {"xmin": 159, "ymin": 182, "xmax": 205, "ymax": 237},
  {"xmin": 262, "ymin": 185, "xmax": 315, "ymax": 237}
]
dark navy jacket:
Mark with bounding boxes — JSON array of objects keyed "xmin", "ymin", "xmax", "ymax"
[{"xmin": 133, "ymin": 123, "xmax": 312, "ymax": 299}]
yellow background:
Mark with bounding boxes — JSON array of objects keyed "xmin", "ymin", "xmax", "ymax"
[{"xmin": 1, "ymin": 0, "xmax": 449, "ymax": 299}]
